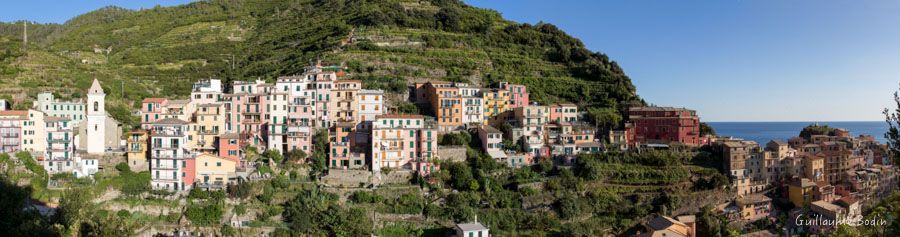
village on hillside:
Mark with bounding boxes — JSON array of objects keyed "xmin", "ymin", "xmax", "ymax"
[{"xmin": 0, "ymin": 62, "xmax": 896, "ymax": 236}]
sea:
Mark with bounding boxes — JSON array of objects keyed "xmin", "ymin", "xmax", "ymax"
[{"xmin": 707, "ymin": 121, "xmax": 890, "ymax": 144}]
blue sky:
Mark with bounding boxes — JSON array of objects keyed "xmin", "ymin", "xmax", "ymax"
[
  {"xmin": 0, "ymin": 1, "xmax": 191, "ymax": 24},
  {"xmin": 465, "ymin": 0, "xmax": 900, "ymax": 122},
  {"xmin": 2, "ymin": 1, "xmax": 898, "ymax": 121}
]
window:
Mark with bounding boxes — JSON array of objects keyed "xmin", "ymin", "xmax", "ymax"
[{"xmin": 93, "ymin": 101, "xmax": 99, "ymax": 112}]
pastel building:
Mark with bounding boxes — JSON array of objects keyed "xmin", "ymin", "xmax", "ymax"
[
  {"xmin": 482, "ymin": 88, "xmax": 510, "ymax": 119},
  {"xmin": 126, "ymin": 130, "xmax": 150, "ymax": 171},
  {"xmin": 265, "ymin": 90, "xmax": 290, "ymax": 154},
  {"xmin": 371, "ymin": 114, "xmax": 438, "ymax": 172},
  {"xmin": 219, "ymin": 133, "xmax": 241, "ymax": 166},
  {"xmin": 193, "ymin": 153, "xmax": 236, "ymax": 190},
  {"xmin": 21, "ymin": 110, "xmax": 47, "ymax": 153},
  {"xmin": 514, "ymin": 105, "xmax": 549, "ymax": 156},
  {"xmin": 549, "ymin": 103, "xmax": 578, "ymax": 123},
  {"xmin": 150, "ymin": 118, "xmax": 195, "ymax": 192},
  {"xmin": 478, "ymin": 125, "xmax": 505, "ymax": 159},
  {"xmin": 460, "ymin": 87, "xmax": 483, "ymax": 125},
  {"xmin": 500, "ymin": 82, "xmax": 528, "ymax": 109},
  {"xmin": 194, "ymin": 103, "xmax": 225, "ymax": 153},
  {"xmin": 141, "ymin": 98, "xmax": 168, "ymax": 130},
  {"xmin": 34, "ymin": 92, "xmax": 86, "ymax": 125},
  {"xmin": 330, "ymin": 80, "xmax": 361, "ymax": 124},
  {"xmin": 420, "ymin": 81, "xmax": 466, "ymax": 132},
  {"xmin": 190, "ymin": 79, "xmax": 223, "ymax": 105},
  {"xmin": 358, "ymin": 89, "xmax": 385, "ymax": 122},
  {"xmin": 43, "ymin": 116, "xmax": 76, "ymax": 174},
  {"xmin": 330, "ymin": 122, "xmax": 364, "ymax": 169},
  {"xmin": 0, "ymin": 110, "xmax": 25, "ymax": 152},
  {"xmin": 286, "ymin": 95, "xmax": 313, "ymax": 155}
]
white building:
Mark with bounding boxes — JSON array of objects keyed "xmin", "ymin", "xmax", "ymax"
[
  {"xmin": 43, "ymin": 116, "xmax": 76, "ymax": 174},
  {"xmin": 150, "ymin": 118, "xmax": 194, "ymax": 192},
  {"xmin": 190, "ymin": 79, "xmax": 223, "ymax": 105},
  {"xmin": 358, "ymin": 89, "xmax": 385, "ymax": 122},
  {"xmin": 35, "ymin": 92, "xmax": 86, "ymax": 126},
  {"xmin": 266, "ymin": 89, "xmax": 290, "ymax": 154},
  {"xmin": 0, "ymin": 99, "xmax": 8, "ymax": 111},
  {"xmin": 86, "ymin": 79, "xmax": 107, "ymax": 154},
  {"xmin": 455, "ymin": 222, "xmax": 489, "ymax": 237}
]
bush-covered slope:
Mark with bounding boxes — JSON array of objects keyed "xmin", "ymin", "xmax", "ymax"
[{"xmin": 0, "ymin": 0, "xmax": 641, "ymax": 127}]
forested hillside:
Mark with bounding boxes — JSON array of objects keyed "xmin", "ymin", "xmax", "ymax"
[{"xmin": 0, "ymin": 0, "xmax": 641, "ymax": 127}]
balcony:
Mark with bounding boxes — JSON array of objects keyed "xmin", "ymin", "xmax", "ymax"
[
  {"xmin": 331, "ymin": 141, "xmax": 349, "ymax": 147},
  {"xmin": 152, "ymin": 164, "xmax": 179, "ymax": 170},
  {"xmin": 152, "ymin": 145, "xmax": 180, "ymax": 150},
  {"xmin": 195, "ymin": 181, "xmax": 226, "ymax": 189},
  {"xmin": 153, "ymin": 131, "xmax": 185, "ymax": 137},
  {"xmin": 47, "ymin": 138, "xmax": 71, "ymax": 143},
  {"xmin": 1, "ymin": 133, "xmax": 19, "ymax": 138}
]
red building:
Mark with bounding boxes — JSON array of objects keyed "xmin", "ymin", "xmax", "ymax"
[{"xmin": 626, "ymin": 107, "xmax": 701, "ymax": 146}]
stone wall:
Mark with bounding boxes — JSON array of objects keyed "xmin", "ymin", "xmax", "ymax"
[{"xmin": 437, "ymin": 146, "xmax": 467, "ymax": 162}]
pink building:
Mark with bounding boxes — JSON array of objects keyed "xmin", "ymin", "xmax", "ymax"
[
  {"xmin": 501, "ymin": 82, "xmax": 529, "ymax": 109},
  {"xmin": 549, "ymin": 103, "xmax": 579, "ymax": 123},
  {"xmin": 219, "ymin": 133, "xmax": 241, "ymax": 167},
  {"xmin": 286, "ymin": 95, "xmax": 314, "ymax": 155},
  {"xmin": 183, "ymin": 158, "xmax": 196, "ymax": 189},
  {"xmin": 0, "ymin": 110, "xmax": 25, "ymax": 153},
  {"xmin": 141, "ymin": 98, "xmax": 168, "ymax": 130},
  {"xmin": 371, "ymin": 114, "xmax": 438, "ymax": 172}
]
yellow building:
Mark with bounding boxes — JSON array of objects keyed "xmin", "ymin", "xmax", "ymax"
[
  {"xmin": 126, "ymin": 130, "xmax": 149, "ymax": 171},
  {"xmin": 788, "ymin": 178, "xmax": 816, "ymax": 208},
  {"xmin": 194, "ymin": 153, "xmax": 237, "ymax": 190},
  {"xmin": 483, "ymin": 88, "xmax": 510, "ymax": 119},
  {"xmin": 195, "ymin": 103, "xmax": 225, "ymax": 152}
]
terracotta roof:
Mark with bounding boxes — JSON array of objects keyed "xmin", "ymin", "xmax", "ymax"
[
  {"xmin": 0, "ymin": 110, "xmax": 29, "ymax": 117},
  {"xmin": 143, "ymin": 98, "xmax": 167, "ymax": 103},
  {"xmin": 221, "ymin": 133, "xmax": 240, "ymax": 139},
  {"xmin": 628, "ymin": 106, "xmax": 695, "ymax": 112}
]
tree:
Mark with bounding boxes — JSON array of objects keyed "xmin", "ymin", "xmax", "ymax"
[
  {"xmin": 699, "ymin": 122, "xmax": 716, "ymax": 136},
  {"xmin": 286, "ymin": 149, "xmax": 307, "ymax": 163},
  {"xmin": 586, "ymin": 107, "xmax": 622, "ymax": 132},
  {"xmin": 799, "ymin": 124, "xmax": 836, "ymax": 140},
  {"xmin": 885, "ymin": 85, "xmax": 900, "ymax": 165},
  {"xmin": 55, "ymin": 188, "xmax": 94, "ymax": 234}
]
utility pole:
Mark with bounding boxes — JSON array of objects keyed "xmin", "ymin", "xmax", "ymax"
[{"xmin": 22, "ymin": 21, "xmax": 27, "ymax": 52}]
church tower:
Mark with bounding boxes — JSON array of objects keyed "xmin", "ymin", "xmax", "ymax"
[{"xmin": 86, "ymin": 79, "xmax": 106, "ymax": 154}]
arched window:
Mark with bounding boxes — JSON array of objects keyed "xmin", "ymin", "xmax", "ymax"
[{"xmin": 93, "ymin": 101, "xmax": 99, "ymax": 112}]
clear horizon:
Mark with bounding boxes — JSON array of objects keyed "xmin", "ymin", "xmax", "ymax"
[{"xmin": 3, "ymin": 1, "xmax": 899, "ymax": 122}]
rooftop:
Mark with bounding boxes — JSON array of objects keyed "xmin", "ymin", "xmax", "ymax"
[
  {"xmin": 142, "ymin": 98, "xmax": 167, "ymax": 103},
  {"xmin": 152, "ymin": 118, "xmax": 189, "ymax": 125},
  {"xmin": 376, "ymin": 114, "xmax": 424, "ymax": 119},
  {"xmin": 480, "ymin": 125, "xmax": 502, "ymax": 134},
  {"xmin": 455, "ymin": 222, "xmax": 488, "ymax": 231}
]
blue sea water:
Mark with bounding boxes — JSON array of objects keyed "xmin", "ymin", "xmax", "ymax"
[{"xmin": 707, "ymin": 121, "xmax": 889, "ymax": 144}]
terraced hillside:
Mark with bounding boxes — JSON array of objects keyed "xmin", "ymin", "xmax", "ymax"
[{"xmin": 0, "ymin": 0, "xmax": 641, "ymax": 128}]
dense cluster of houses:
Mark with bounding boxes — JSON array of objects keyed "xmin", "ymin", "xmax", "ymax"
[
  {"xmin": 0, "ymin": 79, "xmax": 120, "ymax": 178},
  {"xmin": 0, "ymin": 60, "xmax": 712, "ymax": 196},
  {"xmin": 711, "ymin": 130, "xmax": 895, "ymax": 232}
]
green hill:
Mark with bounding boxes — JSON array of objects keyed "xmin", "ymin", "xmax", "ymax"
[{"xmin": 0, "ymin": 0, "xmax": 640, "ymax": 127}]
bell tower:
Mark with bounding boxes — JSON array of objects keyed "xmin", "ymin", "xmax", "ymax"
[{"xmin": 86, "ymin": 79, "xmax": 106, "ymax": 154}]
